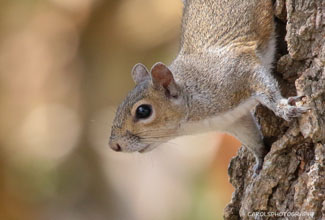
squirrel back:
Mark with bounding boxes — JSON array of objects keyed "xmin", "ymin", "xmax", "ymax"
[{"xmin": 180, "ymin": 0, "xmax": 274, "ymax": 55}]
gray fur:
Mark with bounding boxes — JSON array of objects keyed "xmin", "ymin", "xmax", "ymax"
[{"xmin": 109, "ymin": 0, "xmax": 309, "ymax": 175}]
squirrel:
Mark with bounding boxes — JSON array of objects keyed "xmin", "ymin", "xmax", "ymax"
[{"xmin": 108, "ymin": 0, "xmax": 309, "ymax": 174}]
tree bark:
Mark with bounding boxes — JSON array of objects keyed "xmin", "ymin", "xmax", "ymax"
[{"xmin": 224, "ymin": 1, "xmax": 325, "ymax": 219}]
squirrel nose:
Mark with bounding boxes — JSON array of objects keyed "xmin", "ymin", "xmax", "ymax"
[{"xmin": 109, "ymin": 140, "xmax": 122, "ymax": 152}]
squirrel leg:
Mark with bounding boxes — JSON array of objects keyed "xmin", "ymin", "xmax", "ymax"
[
  {"xmin": 226, "ymin": 112, "xmax": 267, "ymax": 176},
  {"xmin": 253, "ymin": 68, "xmax": 309, "ymax": 121}
]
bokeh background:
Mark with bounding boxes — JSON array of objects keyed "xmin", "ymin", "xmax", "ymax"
[{"xmin": 0, "ymin": 0, "xmax": 241, "ymax": 219}]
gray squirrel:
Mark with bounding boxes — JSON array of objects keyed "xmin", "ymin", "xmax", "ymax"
[{"xmin": 109, "ymin": 0, "xmax": 309, "ymax": 174}]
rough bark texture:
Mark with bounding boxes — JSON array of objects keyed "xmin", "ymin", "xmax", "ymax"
[{"xmin": 224, "ymin": 1, "xmax": 325, "ymax": 219}]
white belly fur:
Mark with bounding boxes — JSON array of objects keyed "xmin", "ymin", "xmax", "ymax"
[{"xmin": 180, "ymin": 98, "xmax": 258, "ymax": 136}]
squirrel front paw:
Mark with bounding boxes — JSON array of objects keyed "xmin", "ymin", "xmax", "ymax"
[
  {"xmin": 276, "ymin": 97, "xmax": 310, "ymax": 121},
  {"xmin": 252, "ymin": 158, "xmax": 263, "ymax": 177}
]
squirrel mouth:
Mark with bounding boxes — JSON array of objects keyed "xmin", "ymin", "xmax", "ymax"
[{"xmin": 138, "ymin": 144, "xmax": 151, "ymax": 153}]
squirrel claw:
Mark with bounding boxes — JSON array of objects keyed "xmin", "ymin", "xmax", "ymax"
[
  {"xmin": 286, "ymin": 106, "xmax": 309, "ymax": 118},
  {"xmin": 288, "ymin": 95, "xmax": 305, "ymax": 105},
  {"xmin": 282, "ymin": 105, "xmax": 310, "ymax": 121},
  {"xmin": 277, "ymin": 97, "xmax": 310, "ymax": 121}
]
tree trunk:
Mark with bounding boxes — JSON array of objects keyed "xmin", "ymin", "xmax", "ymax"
[{"xmin": 224, "ymin": 0, "xmax": 325, "ymax": 219}]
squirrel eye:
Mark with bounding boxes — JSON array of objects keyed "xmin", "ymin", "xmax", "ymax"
[{"xmin": 135, "ymin": 104, "xmax": 152, "ymax": 119}]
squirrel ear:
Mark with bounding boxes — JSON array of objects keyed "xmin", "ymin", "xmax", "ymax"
[
  {"xmin": 150, "ymin": 62, "xmax": 179, "ymax": 98},
  {"xmin": 131, "ymin": 63, "xmax": 150, "ymax": 84}
]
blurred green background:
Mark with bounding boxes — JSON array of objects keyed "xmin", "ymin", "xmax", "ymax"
[{"xmin": 0, "ymin": 0, "xmax": 241, "ymax": 219}]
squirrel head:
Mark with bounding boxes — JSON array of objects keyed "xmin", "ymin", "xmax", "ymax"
[{"xmin": 109, "ymin": 62, "xmax": 187, "ymax": 153}]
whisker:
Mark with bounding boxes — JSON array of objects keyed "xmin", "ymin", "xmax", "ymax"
[
  {"xmin": 141, "ymin": 140, "xmax": 168, "ymax": 145},
  {"xmin": 165, "ymin": 141, "xmax": 182, "ymax": 148},
  {"xmin": 141, "ymin": 136, "xmax": 173, "ymax": 140},
  {"xmin": 139, "ymin": 135, "xmax": 174, "ymax": 140},
  {"xmin": 133, "ymin": 128, "xmax": 176, "ymax": 136}
]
